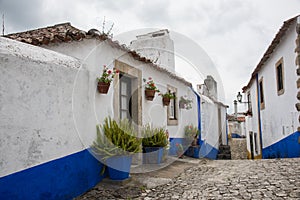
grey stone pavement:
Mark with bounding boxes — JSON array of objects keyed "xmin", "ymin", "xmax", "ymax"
[{"xmin": 75, "ymin": 157, "xmax": 300, "ymax": 199}]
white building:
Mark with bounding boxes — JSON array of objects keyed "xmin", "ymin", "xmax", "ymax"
[
  {"xmin": 0, "ymin": 23, "xmax": 198, "ymax": 199},
  {"xmin": 242, "ymin": 15, "xmax": 300, "ymax": 159},
  {"xmin": 130, "ymin": 29, "xmax": 175, "ymax": 73},
  {"xmin": 196, "ymin": 76, "xmax": 229, "ymax": 159}
]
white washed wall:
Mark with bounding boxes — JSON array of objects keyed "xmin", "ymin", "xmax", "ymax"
[
  {"xmin": 200, "ymin": 95, "xmax": 219, "ymax": 149},
  {"xmin": 257, "ymin": 23, "xmax": 299, "ymax": 148},
  {"xmin": 46, "ymin": 38, "xmax": 198, "ymax": 139},
  {"xmin": 0, "ymin": 38, "xmax": 87, "ymax": 177}
]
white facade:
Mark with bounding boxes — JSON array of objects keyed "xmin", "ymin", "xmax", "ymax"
[
  {"xmin": 0, "ymin": 24, "xmax": 200, "ymax": 198},
  {"xmin": 44, "ymin": 38, "xmax": 198, "ymax": 139},
  {"xmin": 0, "ymin": 37, "xmax": 83, "ymax": 177},
  {"xmin": 243, "ymin": 16, "xmax": 300, "ymax": 159},
  {"xmin": 130, "ymin": 29, "xmax": 175, "ymax": 73}
]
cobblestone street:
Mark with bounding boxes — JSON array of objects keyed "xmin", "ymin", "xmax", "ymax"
[{"xmin": 76, "ymin": 158, "xmax": 300, "ymax": 200}]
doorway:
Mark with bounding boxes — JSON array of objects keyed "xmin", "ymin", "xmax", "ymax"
[{"xmin": 249, "ymin": 132, "xmax": 254, "ymax": 159}]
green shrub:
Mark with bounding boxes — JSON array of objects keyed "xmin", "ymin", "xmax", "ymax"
[
  {"xmin": 92, "ymin": 117, "xmax": 141, "ymax": 159},
  {"xmin": 184, "ymin": 124, "xmax": 199, "ymax": 139},
  {"xmin": 142, "ymin": 125, "xmax": 168, "ymax": 147}
]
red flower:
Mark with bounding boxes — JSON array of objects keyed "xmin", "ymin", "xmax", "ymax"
[
  {"xmin": 107, "ymin": 70, "xmax": 112, "ymax": 74},
  {"xmin": 116, "ymin": 69, "xmax": 120, "ymax": 73},
  {"xmin": 149, "ymin": 77, "xmax": 152, "ymax": 80}
]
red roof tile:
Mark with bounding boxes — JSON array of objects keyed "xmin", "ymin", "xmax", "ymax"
[{"xmin": 4, "ymin": 23, "xmax": 192, "ymax": 87}]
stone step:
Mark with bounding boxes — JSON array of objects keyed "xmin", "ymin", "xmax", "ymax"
[
  {"xmin": 219, "ymin": 149, "xmax": 231, "ymax": 154},
  {"xmin": 217, "ymin": 153, "xmax": 231, "ymax": 160},
  {"xmin": 219, "ymin": 145, "xmax": 231, "ymax": 151}
]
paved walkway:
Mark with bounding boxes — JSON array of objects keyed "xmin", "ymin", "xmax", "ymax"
[{"xmin": 75, "ymin": 157, "xmax": 300, "ymax": 199}]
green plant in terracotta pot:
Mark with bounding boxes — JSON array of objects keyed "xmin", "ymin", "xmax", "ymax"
[{"xmin": 160, "ymin": 91, "xmax": 175, "ymax": 106}]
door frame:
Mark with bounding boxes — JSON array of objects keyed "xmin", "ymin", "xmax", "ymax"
[{"xmin": 113, "ymin": 60, "xmax": 142, "ymax": 131}]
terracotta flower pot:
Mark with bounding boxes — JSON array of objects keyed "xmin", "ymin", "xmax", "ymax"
[
  {"xmin": 179, "ymin": 101, "xmax": 185, "ymax": 109},
  {"xmin": 145, "ymin": 89, "xmax": 156, "ymax": 101},
  {"xmin": 97, "ymin": 81, "xmax": 110, "ymax": 94},
  {"xmin": 162, "ymin": 96, "xmax": 171, "ymax": 106}
]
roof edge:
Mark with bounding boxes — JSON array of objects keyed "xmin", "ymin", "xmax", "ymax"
[{"xmin": 242, "ymin": 15, "xmax": 299, "ymax": 92}]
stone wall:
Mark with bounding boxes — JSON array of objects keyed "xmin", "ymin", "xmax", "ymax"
[{"xmin": 229, "ymin": 138, "xmax": 247, "ymax": 160}]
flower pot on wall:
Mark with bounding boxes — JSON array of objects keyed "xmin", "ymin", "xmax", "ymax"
[
  {"xmin": 106, "ymin": 155, "xmax": 133, "ymax": 180},
  {"xmin": 162, "ymin": 97, "xmax": 171, "ymax": 106},
  {"xmin": 179, "ymin": 101, "xmax": 185, "ymax": 109},
  {"xmin": 145, "ymin": 89, "xmax": 156, "ymax": 101},
  {"xmin": 97, "ymin": 82, "xmax": 110, "ymax": 94}
]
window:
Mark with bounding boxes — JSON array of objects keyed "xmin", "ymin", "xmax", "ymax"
[
  {"xmin": 119, "ymin": 74, "xmax": 132, "ymax": 121},
  {"xmin": 276, "ymin": 57, "xmax": 284, "ymax": 95},
  {"xmin": 259, "ymin": 77, "xmax": 265, "ymax": 110},
  {"xmin": 167, "ymin": 85, "xmax": 178, "ymax": 125},
  {"xmin": 169, "ymin": 91, "xmax": 176, "ymax": 119},
  {"xmin": 247, "ymin": 92, "xmax": 252, "ymax": 115},
  {"xmin": 254, "ymin": 133, "xmax": 258, "ymax": 153}
]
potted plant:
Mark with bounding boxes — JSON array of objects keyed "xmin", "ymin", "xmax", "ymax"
[
  {"xmin": 179, "ymin": 96, "xmax": 193, "ymax": 109},
  {"xmin": 91, "ymin": 117, "xmax": 141, "ymax": 180},
  {"xmin": 142, "ymin": 125, "xmax": 169, "ymax": 164},
  {"xmin": 176, "ymin": 143, "xmax": 184, "ymax": 158},
  {"xmin": 97, "ymin": 65, "xmax": 119, "ymax": 94},
  {"xmin": 160, "ymin": 91, "xmax": 175, "ymax": 106},
  {"xmin": 143, "ymin": 77, "xmax": 160, "ymax": 101},
  {"xmin": 184, "ymin": 124, "xmax": 200, "ymax": 158}
]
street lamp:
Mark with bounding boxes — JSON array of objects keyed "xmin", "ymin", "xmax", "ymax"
[
  {"xmin": 236, "ymin": 91, "xmax": 250, "ymax": 104},
  {"xmin": 237, "ymin": 92, "xmax": 242, "ymax": 103}
]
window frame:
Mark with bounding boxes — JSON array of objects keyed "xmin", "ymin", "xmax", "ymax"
[
  {"xmin": 275, "ymin": 57, "xmax": 285, "ymax": 96},
  {"xmin": 167, "ymin": 85, "xmax": 178, "ymax": 126},
  {"xmin": 247, "ymin": 92, "xmax": 252, "ymax": 116},
  {"xmin": 259, "ymin": 77, "xmax": 265, "ymax": 110}
]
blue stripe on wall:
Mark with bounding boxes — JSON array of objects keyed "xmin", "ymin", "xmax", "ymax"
[
  {"xmin": 0, "ymin": 149, "xmax": 106, "ymax": 200},
  {"xmin": 199, "ymin": 140, "xmax": 218, "ymax": 159},
  {"xmin": 262, "ymin": 131, "xmax": 300, "ymax": 159},
  {"xmin": 169, "ymin": 138, "xmax": 186, "ymax": 155}
]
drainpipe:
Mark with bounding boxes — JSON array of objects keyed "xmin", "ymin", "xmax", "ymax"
[{"xmin": 295, "ymin": 16, "xmax": 300, "ymax": 132}]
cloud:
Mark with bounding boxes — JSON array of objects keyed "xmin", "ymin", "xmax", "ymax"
[
  {"xmin": 0, "ymin": 0, "xmax": 299, "ymax": 112},
  {"xmin": 0, "ymin": 0, "xmax": 46, "ymax": 33}
]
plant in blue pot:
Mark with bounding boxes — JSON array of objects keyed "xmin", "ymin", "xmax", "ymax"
[
  {"xmin": 91, "ymin": 117, "xmax": 141, "ymax": 180},
  {"xmin": 142, "ymin": 125, "xmax": 169, "ymax": 164},
  {"xmin": 184, "ymin": 124, "xmax": 200, "ymax": 158}
]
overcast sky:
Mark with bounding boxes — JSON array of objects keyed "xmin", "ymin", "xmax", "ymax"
[{"xmin": 1, "ymin": 0, "xmax": 300, "ymax": 112}]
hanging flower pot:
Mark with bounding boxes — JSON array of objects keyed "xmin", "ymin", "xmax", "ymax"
[
  {"xmin": 145, "ymin": 89, "xmax": 156, "ymax": 101},
  {"xmin": 162, "ymin": 96, "xmax": 171, "ymax": 106},
  {"xmin": 179, "ymin": 101, "xmax": 185, "ymax": 109},
  {"xmin": 97, "ymin": 65, "xmax": 119, "ymax": 94},
  {"xmin": 97, "ymin": 81, "xmax": 110, "ymax": 94},
  {"xmin": 160, "ymin": 91, "xmax": 175, "ymax": 106},
  {"xmin": 143, "ymin": 77, "xmax": 160, "ymax": 101}
]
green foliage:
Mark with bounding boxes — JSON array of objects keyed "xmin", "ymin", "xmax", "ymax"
[
  {"xmin": 179, "ymin": 96, "xmax": 193, "ymax": 110},
  {"xmin": 160, "ymin": 91, "xmax": 175, "ymax": 99},
  {"xmin": 91, "ymin": 117, "xmax": 141, "ymax": 159},
  {"xmin": 143, "ymin": 77, "xmax": 160, "ymax": 92},
  {"xmin": 97, "ymin": 65, "xmax": 119, "ymax": 83},
  {"xmin": 184, "ymin": 124, "xmax": 199, "ymax": 139},
  {"xmin": 142, "ymin": 125, "xmax": 168, "ymax": 147}
]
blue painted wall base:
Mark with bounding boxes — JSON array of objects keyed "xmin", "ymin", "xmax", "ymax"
[
  {"xmin": 0, "ymin": 149, "xmax": 106, "ymax": 200},
  {"xmin": 199, "ymin": 140, "xmax": 218, "ymax": 159},
  {"xmin": 263, "ymin": 131, "xmax": 300, "ymax": 159}
]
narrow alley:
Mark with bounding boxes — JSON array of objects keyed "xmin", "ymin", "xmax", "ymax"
[{"xmin": 76, "ymin": 157, "xmax": 300, "ymax": 199}]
